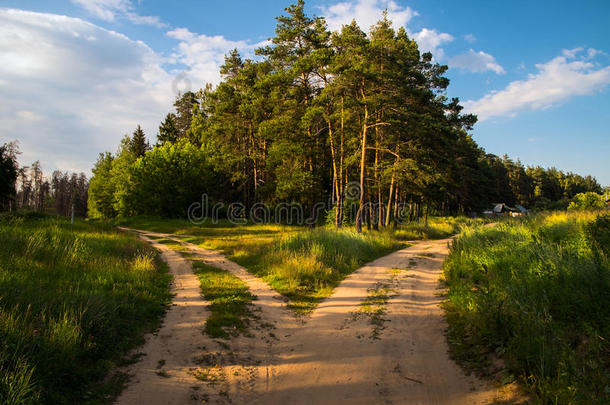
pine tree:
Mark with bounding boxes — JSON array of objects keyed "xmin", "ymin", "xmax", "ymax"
[
  {"xmin": 157, "ymin": 113, "xmax": 179, "ymax": 145},
  {"xmin": 174, "ymin": 92, "xmax": 198, "ymax": 139},
  {"xmin": 130, "ymin": 125, "xmax": 150, "ymax": 158}
]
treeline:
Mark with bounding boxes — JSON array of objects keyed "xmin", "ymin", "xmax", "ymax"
[
  {"xmin": 0, "ymin": 141, "xmax": 89, "ymax": 217},
  {"xmin": 484, "ymin": 155, "xmax": 602, "ymax": 210},
  {"xmin": 88, "ymin": 1, "xmax": 603, "ymax": 227}
]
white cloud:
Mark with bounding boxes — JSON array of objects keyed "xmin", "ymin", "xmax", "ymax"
[
  {"xmin": 319, "ymin": 1, "xmax": 453, "ymax": 60},
  {"xmin": 464, "ymin": 48, "xmax": 610, "ymax": 121},
  {"xmin": 71, "ymin": 0, "xmax": 165, "ymax": 27},
  {"xmin": 167, "ymin": 28, "xmax": 268, "ymax": 88},
  {"xmin": 449, "ymin": 49, "xmax": 505, "ymax": 74},
  {"xmin": 412, "ymin": 28, "xmax": 453, "ymax": 60},
  {"xmin": 0, "ymin": 9, "xmax": 172, "ymax": 173},
  {"xmin": 320, "ymin": 0, "xmax": 418, "ymax": 32},
  {"xmin": 464, "ymin": 33, "xmax": 476, "ymax": 43},
  {"xmin": 0, "ymin": 9, "xmax": 272, "ymax": 174}
]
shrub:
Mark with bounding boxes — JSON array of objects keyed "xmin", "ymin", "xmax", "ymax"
[{"xmin": 567, "ymin": 192, "xmax": 606, "ymax": 211}]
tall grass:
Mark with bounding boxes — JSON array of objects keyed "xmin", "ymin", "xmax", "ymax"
[
  {"xmin": 0, "ymin": 215, "xmax": 171, "ymax": 404},
  {"xmin": 442, "ymin": 211, "xmax": 610, "ymax": 404}
]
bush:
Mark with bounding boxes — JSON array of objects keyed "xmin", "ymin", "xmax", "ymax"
[{"xmin": 567, "ymin": 192, "xmax": 606, "ymax": 211}]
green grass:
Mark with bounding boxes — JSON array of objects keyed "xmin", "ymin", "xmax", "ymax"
[
  {"xmin": 192, "ymin": 261, "xmax": 256, "ymax": 339},
  {"xmin": 393, "ymin": 216, "xmax": 487, "ymax": 240},
  {"xmin": 442, "ymin": 211, "xmax": 610, "ymax": 404},
  {"xmin": 0, "ymin": 214, "xmax": 172, "ymax": 404},
  {"xmin": 119, "ymin": 216, "xmax": 483, "ymax": 313}
]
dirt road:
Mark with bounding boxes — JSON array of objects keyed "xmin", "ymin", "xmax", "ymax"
[
  {"xmin": 115, "ymin": 233, "xmax": 212, "ymax": 405},
  {"xmin": 116, "ymin": 230, "xmax": 505, "ymax": 405}
]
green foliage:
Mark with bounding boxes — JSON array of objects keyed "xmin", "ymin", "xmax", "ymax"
[
  {"xmin": 567, "ymin": 192, "xmax": 606, "ymax": 211},
  {"xmin": 125, "ymin": 141, "xmax": 217, "ymax": 217},
  {"xmin": 87, "ymin": 152, "xmax": 115, "ymax": 219},
  {"xmin": 0, "ymin": 217, "xmax": 171, "ymax": 404},
  {"xmin": 442, "ymin": 212, "xmax": 610, "ymax": 403},
  {"xmin": 88, "ymin": 141, "xmax": 219, "ymax": 218},
  {"xmin": 157, "ymin": 113, "xmax": 179, "ymax": 146},
  {"xmin": 587, "ymin": 213, "xmax": 610, "ymax": 257}
]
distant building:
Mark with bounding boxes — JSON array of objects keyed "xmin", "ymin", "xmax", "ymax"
[{"xmin": 484, "ymin": 203, "xmax": 527, "ymax": 217}]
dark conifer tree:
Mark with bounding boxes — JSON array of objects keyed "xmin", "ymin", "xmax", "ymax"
[
  {"xmin": 130, "ymin": 125, "xmax": 150, "ymax": 158},
  {"xmin": 157, "ymin": 113, "xmax": 179, "ymax": 145}
]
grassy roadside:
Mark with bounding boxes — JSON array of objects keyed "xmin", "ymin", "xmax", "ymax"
[
  {"xmin": 120, "ymin": 216, "xmax": 483, "ymax": 313},
  {"xmin": 0, "ymin": 214, "xmax": 172, "ymax": 404},
  {"xmin": 442, "ymin": 211, "xmax": 610, "ymax": 404}
]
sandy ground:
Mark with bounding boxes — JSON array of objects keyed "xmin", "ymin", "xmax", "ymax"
[
  {"xmin": 115, "ymin": 232, "xmax": 212, "ymax": 405},
  {"xmin": 115, "ymin": 229, "xmax": 512, "ymax": 405}
]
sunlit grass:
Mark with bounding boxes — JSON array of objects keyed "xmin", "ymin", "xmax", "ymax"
[
  {"xmin": 442, "ymin": 210, "xmax": 609, "ymax": 404},
  {"xmin": 0, "ymin": 214, "xmax": 171, "ymax": 404},
  {"xmin": 191, "ymin": 261, "xmax": 256, "ymax": 339}
]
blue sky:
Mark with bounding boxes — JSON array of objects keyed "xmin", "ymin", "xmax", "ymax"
[{"xmin": 1, "ymin": 0, "xmax": 609, "ymax": 185}]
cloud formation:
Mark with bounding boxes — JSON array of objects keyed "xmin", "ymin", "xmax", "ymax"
[
  {"xmin": 0, "ymin": 9, "xmax": 270, "ymax": 174},
  {"xmin": 319, "ymin": 0, "xmax": 454, "ymax": 61},
  {"xmin": 320, "ymin": 0, "xmax": 417, "ymax": 32},
  {"xmin": 71, "ymin": 0, "xmax": 165, "ymax": 27},
  {"xmin": 0, "ymin": 9, "xmax": 171, "ymax": 172},
  {"xmin": 449, "ymin": 49, "xmax": 505, "ymax": 74},
  {"xmin": 166, "ymin": 28, "xmax": 267, "ymax": 88},
  {"xmin": 464, "ymin": 48, "xmax": 610, "ymax": 121},
  {"xmin": 412, "ymin": 28, "xmax": 453, "ymax": 60}
]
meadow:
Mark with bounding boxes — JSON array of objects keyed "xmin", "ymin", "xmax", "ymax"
[
  {"xmin": 120, "ymin": 216, "xmax": 484, "ymax": 312},
  {"xmin": 0, "ymin": 213, "xmax": 171, "ymax": 404},
  {"xmin": 442, "ymin": 211, "xmax": 610, "ymax": 404}
]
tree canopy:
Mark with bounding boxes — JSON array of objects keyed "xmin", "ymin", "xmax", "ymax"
[{"xmin": 87, "ymin": 1, "xmax": 603, "ymax": 224}]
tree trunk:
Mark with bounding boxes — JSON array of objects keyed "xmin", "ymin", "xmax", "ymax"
[
  {"xmin": 385, "ymin": 175, "xmax": 395, "ymax": 227},
  {"xmin": 327, "ymin": 114, "xmax": 340, "ymax": 227},
  {"xmin": 337, "ymin": 96, "xmax": 345, "ymax": 228},
  {"xmin": 355, "ymin": 84, "xmax": 368, "ymax": 233}
]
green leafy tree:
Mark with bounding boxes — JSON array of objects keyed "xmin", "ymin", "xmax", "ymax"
[
  {"xmin": 174, "ymin": 91, "xmax": 199, "ymax": 143},
  {"xmin": 124, "ymin": 141, "xmax": 219, "ymax": 217},
  {"xmin": 88, "ymin": 152, "xmax": 116, "ymax": 218},
  {"xmin": 568, "ymin": 192, "xmax": 606, "ymax": 211}
]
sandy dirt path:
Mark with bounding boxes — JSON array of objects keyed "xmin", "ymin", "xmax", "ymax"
[
  {"xmin": 115, "ymin": 232, "xmax": 212, "ymax": 405},
  {"xmin": 255, "ymin": 238, "xmax": 503, "ymax": 405},
  {"xmin": 116, "ymin": 230, "xmax": 507, "ymax": 404}
]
